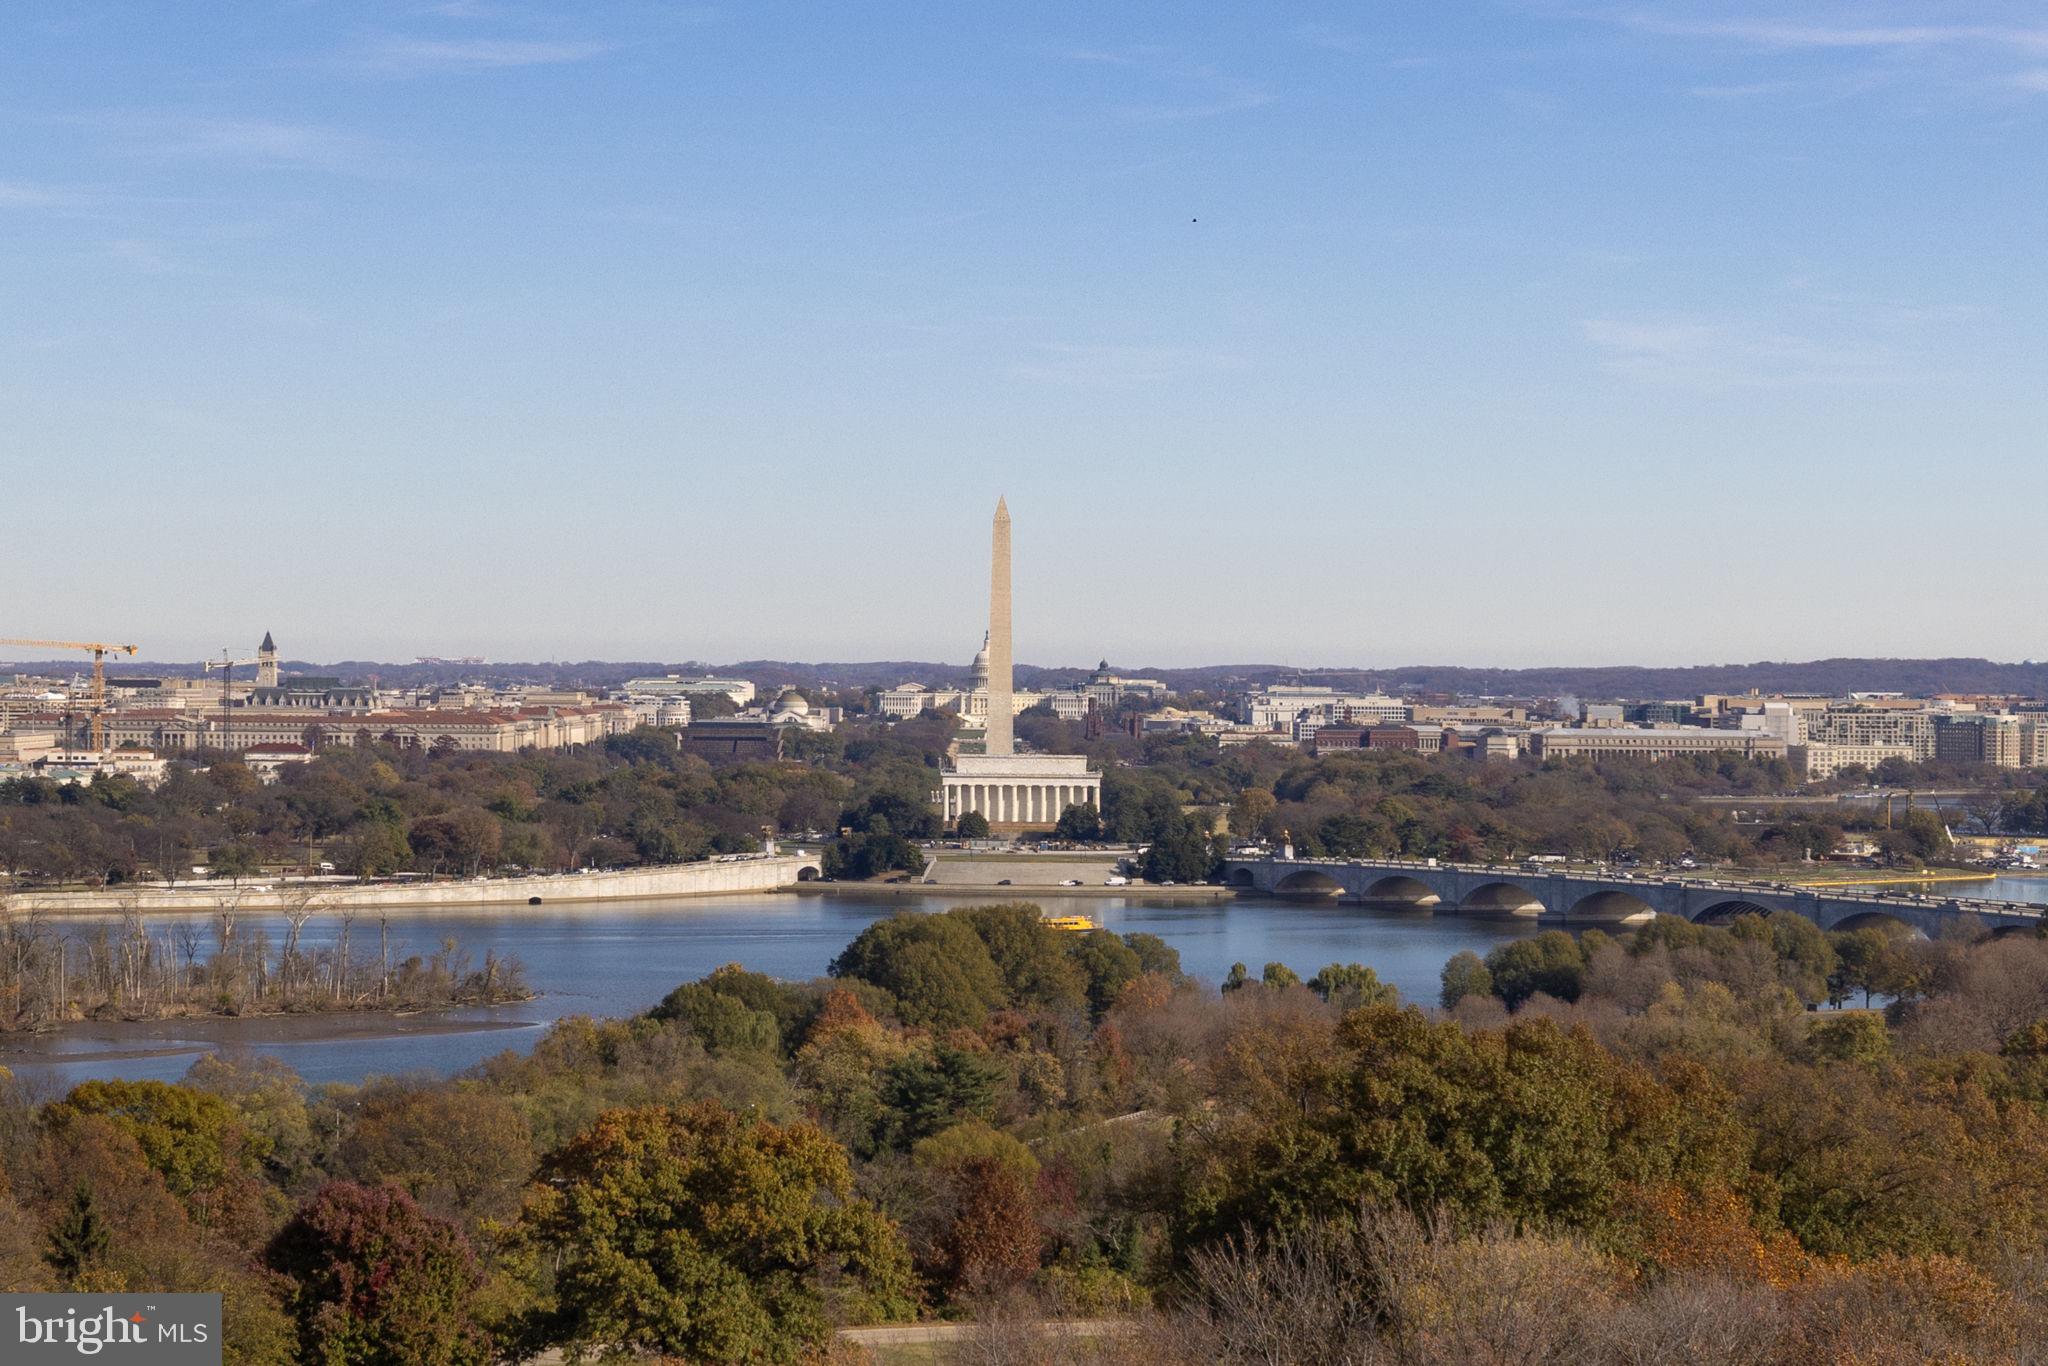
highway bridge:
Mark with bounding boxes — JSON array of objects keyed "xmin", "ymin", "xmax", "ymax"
[{"xmin": 1221, "ymin": 856, "xmax": 2046, "ymax": 936}]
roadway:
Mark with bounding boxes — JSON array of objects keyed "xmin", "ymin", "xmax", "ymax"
[{"xmin": 1222, "ymin": 854, "xmax": 2046, "ymax": 935}]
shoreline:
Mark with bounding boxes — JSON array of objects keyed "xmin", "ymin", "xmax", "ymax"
[
  {"xmin": 0, "ymin": 855, "xmax": 815, "ymax": 918},
  {"xmin": 793, "ymin": 881, "xmax": 1236, "ymax": 901},
  {"xmin": 0, "ymin": 1005, "xmax": 541, "ymax": 1068}
]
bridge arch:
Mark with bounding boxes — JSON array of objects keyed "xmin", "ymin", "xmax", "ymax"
[
  {"xmin": 1362, "ymin": 875, "xmax": 1441, "ymax": 909},
  {"xmin": 1457, "ymin": 880, "xmax": 1546, "ymax": 918},
  {"xmin": 1829, "ymin": 909, "xmax": 1921, "ymax": 937},
  {"xmin": 1566, "ymin": 889, "xmax": 1657, "ymax": 924},
  {"xmin": 1227, "ymin": 866, "xmax": 1257, "ymax": 889},
  {"xmin": 795, "ymin": 862, "xmax": 823, "ymax": 882},
  {"xmin": 1274, "ymin": 869, "xmax": 1344, "ymax": 898},
  {"xmin": 1694, "ymin": 898, "xmax": 1777, "ymax": 925}
]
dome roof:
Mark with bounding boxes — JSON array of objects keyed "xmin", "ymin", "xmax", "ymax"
[{"xmin": 773, "ymin": 690, "xmax": 810, "ymax": 715}]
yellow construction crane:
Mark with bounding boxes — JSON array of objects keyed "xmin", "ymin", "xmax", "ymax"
[{"xmin": 0, "ymin": 637, "xmax": 140, "ymax": 752}]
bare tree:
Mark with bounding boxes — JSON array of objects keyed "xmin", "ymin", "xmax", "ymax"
[
  {"xmin": 332, "ymin": 906, "xmax": 358, "ymax": 1002},
  {"xmin": 276, "ymin": 885, "xmax": 329, "ymax": 1001}
]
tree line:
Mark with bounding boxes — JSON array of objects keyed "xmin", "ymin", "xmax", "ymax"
[{"xmin": 8, "ymin": 715, "xmax": 2031, "ymax": 895}]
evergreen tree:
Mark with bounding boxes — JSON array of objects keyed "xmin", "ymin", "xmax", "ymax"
[{"xmin": 44, "ymin": 1184, "xmax": 109, "ymax": 1282}]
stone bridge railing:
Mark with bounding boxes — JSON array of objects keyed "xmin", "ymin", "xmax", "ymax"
[{"xmin": 1220, "ymin": 856, "xmax": 2046, "ymax": 935}]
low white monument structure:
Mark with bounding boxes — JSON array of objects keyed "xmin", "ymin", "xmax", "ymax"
[{"xmin": 935, "ymin": 498, "xmax": 1101, "ymax": 831}]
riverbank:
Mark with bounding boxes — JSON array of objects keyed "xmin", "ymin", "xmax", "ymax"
[
  {"xmin": 0, "ymin": 1007, "xmax": 540, "ymax": 1073},
  {"xmin": 793, "ymin": 880, "xmax": 1234, "ymax": 901},
  {"xmin": 0, "ymin": 853, "xmax": 820, "ymax": 917},
  {"xmin": 0, "ymin": 984, "xmax": 535, "ymax": 1038}
]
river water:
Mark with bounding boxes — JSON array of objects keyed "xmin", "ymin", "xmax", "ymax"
[
  {"xmin": 7, "ymin": 877, "xmax": 2045, "ymax": 1090},
  {"xmin": 0, "ymin": 892, "xmax": 1537, "ymax": 1089}
]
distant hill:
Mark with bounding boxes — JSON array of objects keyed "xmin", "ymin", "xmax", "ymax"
[{"xmin": 9, "ymin": 655, "xmax": 2044, "ymax": 701}]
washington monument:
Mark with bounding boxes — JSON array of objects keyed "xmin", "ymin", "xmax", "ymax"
[
  {"xmin": 986, "ymin": 497, "xmax": 1014, "ymax": 758},
  {"xmin": 934, "ymin": 498, "xmax": 1100, "ymax": 830}
]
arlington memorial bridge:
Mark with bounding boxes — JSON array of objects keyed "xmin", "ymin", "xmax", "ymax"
[{"xmin": 1221, "ymin": 855, "xmax": 2046, "ymax": 937}]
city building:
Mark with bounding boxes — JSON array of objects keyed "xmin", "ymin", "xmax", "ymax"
[
  {"xmin": 1529, "ymin": 727, "xmax": 1790, "ymax": 763},
  {"xmin": 246, "ymin": 676, "xmax": 375, "ymax": 711},
  {"xmin": 2025, "ymin": 719, "xmax": 2048, "ymax": 769},
  {"xmin": 876, "ymin": 637, "xmax": 1048, "ymax": 722},
  {"xmin": 1807, "ymin": 705, "xmax": 1936, "ymax": 761},
  {"xmin": 934, "ymin": 500, "xmax": 1101, "ymax": 831},
  {"xmin": 1796, "ymin": 743, "xmax": 1918, "ymax": 782},
  {"xmin": 1934, "ymin": 713, "xmax": 2026, "ymax": 768},
  {"xmin": 680, "ymin": 719, "xmax": 785, "ymax": 761},
  {"xmin": 619, "ymin": 675, "xmax": 758, "ymax": 706},
  {"xmin": 1240, "ymin": 685, "xmax": 1408, "ymax": 732},
  {"xmin": 1079, "ymin": 661, "xmax": 1168, "ymax": 711},
  {"xmin": 622, "ymin": 695, "xmax": 694, "ymax": 728},
  {"xmin": 244, "ymin": 742, "xmax": 315, "ymax": 783},
  {"xmin": 27, "ymin": 749, "xmax": 170, "ymax": 787},
  {"xmin": 101, "ymin": 704, "xmax": 629, "ymax": 754}
]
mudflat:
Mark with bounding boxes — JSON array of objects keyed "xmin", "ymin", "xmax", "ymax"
[{"xmin": 0, "ymin": 1008, "xmax": 537, "ymax": 1069}]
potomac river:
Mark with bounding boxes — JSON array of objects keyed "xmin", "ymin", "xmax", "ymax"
[{"xmin": 6, "ymin": 877, "xmax": 2046, "ymax": 1090}]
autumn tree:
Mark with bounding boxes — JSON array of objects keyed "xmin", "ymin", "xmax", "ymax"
[
  {"xmin": 1308, "ymin": 963, "xmax": 1398, "ymax": 1009},
  {"xmin": 1051, "ymin": 802, "xmax": 1101, "ymax": 842},
  {"xmin": 332, "ymin": 1084, "xmax": 536, "ymax": 1229},
  {"xmin": 1483, "ymin": 931, "xmax": 1586, "ymax": 1009},
  {"xmin": 1172, "ymin": 1006, "xmax": 1747, "ymax": 1255},
  {"xmin": 1440, "ymin": 951, "xmax": 1493, "ymax": 1010},
  {"xmin": 519, "ymin": 1104, "xmax": 916, "ymax": 1363},
  {"xmin": 830, "ymin": 913, "xmax": 1007, "ymax": 1029},
  {"xmin": 266, "ymin": 1181, "xmax": 494, "ymax": 1366}
]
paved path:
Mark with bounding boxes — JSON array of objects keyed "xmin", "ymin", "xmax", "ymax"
[{"xmin": 839, "ymin": 1320, "xmax": 1130, "ymax": 1346}]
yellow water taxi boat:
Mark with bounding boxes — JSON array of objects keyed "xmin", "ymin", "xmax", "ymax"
[{"xmin": 1041, "ymin": 913, "xmax": 1100, "ymax": 933}]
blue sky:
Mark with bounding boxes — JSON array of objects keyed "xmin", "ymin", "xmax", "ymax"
[{"xmin": 3, "ymin": 2, "xmax": 2043, "ymax": 669}]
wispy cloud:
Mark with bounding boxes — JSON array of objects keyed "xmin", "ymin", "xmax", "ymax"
[
  {"xmin": 1292, "ymin": 22, "xmax": 1367, "ymax": 55},
  {"xmin": 355, "ymin": 35, "xmax": 616, "ymax": 75},
  {"xmin": 1601, "ymin": 8, "xmax": 2048, "ymax": 100},
  {"xmin": 1012, "ymin": 342, "xmax": 1246, "ymax": 389},
  {"xmin": 0, "ymin": 179, "xmax": 79, "ymax": 208},
  {"xmin": 79, "ymin": 113, "xmax": 384, "ymax": 172},
  {"xmin": 1067, "ymin": 49, "xmax": 1139, "ymax": 66},
  {"xmin": 1582, "ymin": 316, "xmax": 1908, "ymax": 390},
  {"xmin": 1066, "ymin": 48, "xmax": 1274, "ymax": 123},
  {"xmin": 105, "ymin": 238, "xmax": 179, "ymax": 274},
  {"xmin": 1685, "ymin": 80, "xmax": 1798, "ymax": 99},
  {"xmin": 1615, "ymin": 14, "xmax": 2048, "ymax": 55}
]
